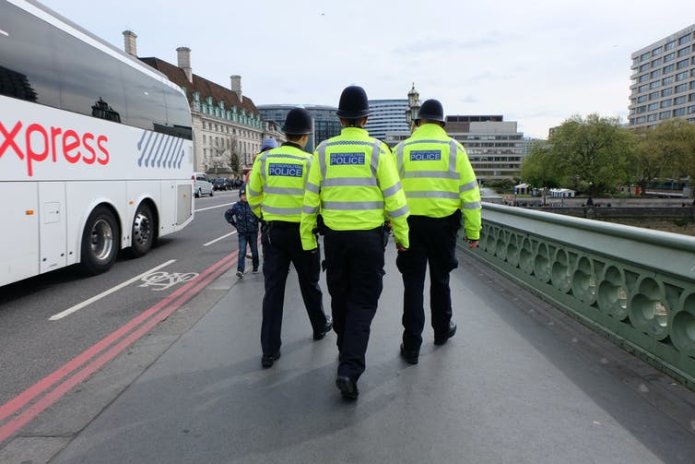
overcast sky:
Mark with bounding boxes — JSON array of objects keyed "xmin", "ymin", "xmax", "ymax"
[{"xmin": 38, "ymin": 0, "xmax": 695, "ymax": 139}]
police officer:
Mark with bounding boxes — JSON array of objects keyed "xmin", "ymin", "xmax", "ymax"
[
  {"xmin": 300, "ymin": 86, "xmax": 410, "ymax": 400},
  {"xmin": 247, "ymin": 108, "xmax": 332, "ymax": 368},
  {"xmin": 393, "ymin": 99, "xmax": 482, "ymax": 365}
]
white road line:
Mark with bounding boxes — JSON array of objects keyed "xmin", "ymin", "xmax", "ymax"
[
  {"xmin": 49, "ymin": 260, "xmax": 176, "ymax": 321},
  {"xmin": 204, "ymin": 231, "xmax": 237, "ymax": 247},
  {"xmin": 195, "ymin": 203, "xmax": 235, "ymax": 213}
]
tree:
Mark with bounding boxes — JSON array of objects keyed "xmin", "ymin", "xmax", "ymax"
[
  {"xmin": 635, "ymin": 120, "xmax": 695, "ymax": 190},
  {"xmin": 520, "ymin": 141, "xmax": 563, "ymax": 188},
  {"xmin": 230, "ymin": 153, "xmax": 240, "ymax": 178},
  {"xmin": 549, "ymin": 114, "xmax": 636, "ymax": 196}
]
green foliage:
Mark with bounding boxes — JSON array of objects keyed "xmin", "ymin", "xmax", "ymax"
[
  {"xmin": 520, "ymin": 141, "xmax": 563, "ymax": 188},
  {"xmin": 549, "ymin": 114, "xmax": 636, "ymax": 196},
  {"xmin": 635, "ymin": 120, "xmax": 695, "ymax": 188},
  {"xmin": 484, "ymin": 179, "xmax": 515, "ymax": 192}
]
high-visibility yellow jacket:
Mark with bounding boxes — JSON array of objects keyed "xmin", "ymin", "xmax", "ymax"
[
  {"xmin": 300, "ymin": 127, "xmax": 410, "ymax": 250},
  {"xmin": 247, "ymin": 143, "xmax": 312, "ymax": 223},
  {"xmin": 393, "ymin": 123, "xmax": 482, "ymax": 240}
]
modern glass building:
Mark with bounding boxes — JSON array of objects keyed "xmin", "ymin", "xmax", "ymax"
[
  {"xmin": 629, "ymin": 24, "xmax": 695, "ymax": 129},
  {"xmin": 365, "ymin": 99, "xmax": 409, "ymax": 140},
  {"xmin": 257, "ymin": 104, "xmax": 341, "ymax": 152}
]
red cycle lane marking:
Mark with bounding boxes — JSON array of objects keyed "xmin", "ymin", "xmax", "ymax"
[{"xmin": 0, "ymin": 252, "xmax": 237, "ymax": 441}]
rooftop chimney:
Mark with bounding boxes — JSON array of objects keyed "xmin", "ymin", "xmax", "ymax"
[
  {"xmin": 122, "ymin": 30, "xmax": 137, "ymax": 56},
  {"xmin": 231, "ymin": 75, "xmax": 242, "ymax": 102},
  {"xmin": 177, "ymin": 47, "xmax": 192, "ymax": 83}
]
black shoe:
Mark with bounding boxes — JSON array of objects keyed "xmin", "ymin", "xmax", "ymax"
[
  {"xmin": 313, "ymin": 316, "xmax": 333, "ymax": 340},
  {"xmin": 400, "ymin": 343, "xmax": 419, "ymax": 365},
  {"xmin": 336, "ymin": 376, "xmax": 359, "ymax": 400},
  {"xmin": 434, "ymin": 321, "xmax": 457, "ymax": 346},
  {"xmin": 261, "ymin": 351, "xmax": 281, "ymax": 368}
]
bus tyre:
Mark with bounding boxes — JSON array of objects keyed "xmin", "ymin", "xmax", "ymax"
[
  {"xmin": 130, "ymin": 203, "xmax": 154, "ymax": 258},
  {"xmin": 81, "ymin": 206, "xmax": 120, "ymax": 275}
]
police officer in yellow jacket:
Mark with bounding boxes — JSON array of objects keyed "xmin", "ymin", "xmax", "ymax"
[
  {"xmin": 300, "ymin": 86, "xmax": 410, "ymax": 400},
  {"xmin": 393, "ymin": 99, "xmax": 482, "ymax": 365},
  {"xmin": 247, "ymin": 108, "xmax": 332, "ymax": 368}
]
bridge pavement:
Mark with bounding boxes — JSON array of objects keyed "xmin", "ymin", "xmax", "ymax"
[{"xmin": 21, "ymin": 246, "xmax": 695, "ymax": 463}]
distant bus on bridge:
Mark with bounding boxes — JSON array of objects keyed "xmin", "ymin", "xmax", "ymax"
[{"xmin": 0, "ymin": 0, "xmax": 195, "ymax": 286}]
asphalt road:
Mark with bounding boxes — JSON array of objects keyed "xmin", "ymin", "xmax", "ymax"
[{"xmin": 0, "ymin": 191, "xmax": 240, "ymax": 408}]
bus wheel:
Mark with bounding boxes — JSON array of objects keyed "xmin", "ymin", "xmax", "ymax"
[
  {"xmin": 81, "ymin": 206, "xmax": 119, "ymax": 275},
  {"xmin": 131, "ymin": 203, "xmax": 154, "ymax": 257}
]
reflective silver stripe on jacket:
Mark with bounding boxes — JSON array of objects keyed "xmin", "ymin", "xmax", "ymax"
[
  {"xmin": 449, "ymin": 140, "xmax": 458, "ymax": 174},
  {"xmin": 306, "ymin": 182, "xmax": 320, "ymax": 193},
  {"xmin": 403, "ymin": 171, "xmax": 459, "ymax": 179},
  {"xmin": 303, "ymin": 205, "xmax": 319, "ymax": 214},
  {"xmin": 403, "ymin": 139, "xmax": 450, "ymax": 146},
  {"xmin": 388, "ymin": 204, "xmax": 409, "ymax": 218},
  {"xmin": 382, "ymin": 181, "xmax": 402, "ymax": 198},
  {"xmin": 323, "ymin": 140, "xmax": 375, "ymax": 147},
  {"xmin": 264, "ymin": 187, "xmax": 305, "ymax": 196},
  {"xmin": 318, "ymin": 143, "xmax": 328, "ymax": 180},
  {"xmin": 460, "ymin": 180, "xmax": 478, "ymax": 193},
  {"xmin": 259, "ymin": 151, "xmax": 270, "ymax": 181},
  {"xmin": 395, "ymin": 143, "xmax": 405, "ymax": 178},
  {"xmin": 322, "ymin": 177, "xmax": 377, "ymax": 187},
  {"xmin": 246, "ymin": 185, "xmax": 260, "ymax": 196},
  {"xmin": 462, "ymin": 201, "xmax": 481, "ymax": 209},
  {"xmin": 370, "ymin": 142, "xmax": 380, "ymax": 178},
  {"xmin": 321, "ymin": 201, "xmax": 385, "ymax": 210},
  {"xmin": 263, "ymin": 205, "xmax": 303, "ymax": 215},
  {"xmin": 406, "ymin": 191, "xmax": 460, "ymax": 200}
]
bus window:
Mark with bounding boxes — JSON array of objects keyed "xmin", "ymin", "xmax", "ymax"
[
  {"xmin": 0, "ymin": 1, "xmax": 61, "ymax": 107},
  {"xmin": 54, "ymin": 29, "xmax": 126, "ymax": 124},
  {"xmin": 120, "ymin": 63, "xmax": 167, "ymax": 132}
]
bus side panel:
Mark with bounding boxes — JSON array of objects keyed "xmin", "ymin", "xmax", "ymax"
[
  {"xmin": 65, "ymin": 181, "xmax": 126, "ymax": 266},
  {"xmin": 38, "ymin": 181, "xmax": 67, "ymax": 273},
  {"xmin": 0, "ymin": 182, "xmax": 39, "ymax": 286}
]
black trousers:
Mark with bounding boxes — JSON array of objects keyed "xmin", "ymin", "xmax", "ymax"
[
  {"xmin": 396, "ymin": 214, "xmax": 459, "ymax": 352},
  {"xmin": 260, "ymin": 222, "xmax": 327, "ymax": 356},
  {"xmin": 324, "ymin": 227, "xmax": 385, "ymax": 381}
]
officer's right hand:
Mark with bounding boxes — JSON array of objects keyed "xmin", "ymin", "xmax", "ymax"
[{"xmin": 396, "ymin": 242, "xmax": 407, "ymax": 252}]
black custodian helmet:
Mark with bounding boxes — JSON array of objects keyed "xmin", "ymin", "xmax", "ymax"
[
  {"xmin": 415, "ymin": 99, "xmax": 445, "ymax": 123},
  {"xmin": 336, "ymin": 85, "xmax": 369, "ymax": 119},
  {"xmin": 282, "ymin": 108, "xmax": 313, "ymax": 135}
]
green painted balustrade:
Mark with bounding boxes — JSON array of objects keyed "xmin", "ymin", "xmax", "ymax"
[{"xmin": 466, "ymin": 203, "xmax": 695, "ymax": 389}]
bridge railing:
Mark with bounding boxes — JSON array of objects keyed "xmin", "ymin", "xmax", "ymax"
[{"xmin": 468, "ymin": 203, "xmax": 695, "ymax": 389}]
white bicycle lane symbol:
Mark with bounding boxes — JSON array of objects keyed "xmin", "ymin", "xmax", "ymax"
[{"xmin": 139, "ymin": 271, "xmax": 199, "ymax": 291}]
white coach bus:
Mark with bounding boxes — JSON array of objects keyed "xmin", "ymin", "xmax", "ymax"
[{"xmin": 0, "ymin": 0, "xmax": 195, "ymax": 287}]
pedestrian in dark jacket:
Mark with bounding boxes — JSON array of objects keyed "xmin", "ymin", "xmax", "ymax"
[{"xmin": 225, "ymin": 188, "xmax": 260, "ymax": 277}]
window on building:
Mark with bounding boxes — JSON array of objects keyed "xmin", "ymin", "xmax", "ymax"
[
  {"xmin": 677, "ymin": 59, "xmax": 689, "ymax": 70},
  {"xmin": 649, "ymin": 91, "xmax": 660, "ymax": 100},
  {"xmin": 676, "ymin": 71, "xmax": 689, "ymax": 81},
  {"xmin": 650, "ymin": 69, "xmax": 661, "ymax": 79},
  {"xmin": 647, "ymin": 114, "xmax": 658, "ymax": 122},
  {"xmin": 675, "ymin": 83, "xmax": 688, "ymax": 94},
  {"xmin": 661, "ymin": 99, "xmax": 673, "ymax": 108},
  {"xmin": 661, "ymin": 88, "xmax": 673, "ymax": 97},
  {"xmin": 674, "ymin": 95, "xmax": 687, "ymax": 105},
  {"xmin": 665, "ymin": 41, "xmax": 676, "ymax": 50},
  {"xmin": 678, "ymin": 34, "xmax": 691, "ymax": 46},
  {"xmin": 653, "ymin": 46, "xmax": 663, "ymax": 56},
  {"xmin": 677, "ymin": 47, "xmax": 690, "ymax": 57},
  {"xmin": 659, "ymin": 111, "xmax": 671, "ymax": 120},
  {"xmin": 662, "ymin": 75, "xmax": 674, "ymax": 85},
  {"xmin": 650, "ymin": 81, "xmax": 661, "ymax": 89},
  {"xmin": 674, "ymin": 107, "xmax": 686, "ymax": 117},
  {"xmin": 652, "ymin": 57, "xmax": 663, "ymax": 67},
  {"xmin": 663, "ymin": 64, "xmax": 675, "ymax": 74},
  {"xmin": 664, "ymin": 52, "xmax": 676, "ymax": 62},
  {"xmin": 648, "ymin": 102, "xmax": 659, "ymax": 111}
]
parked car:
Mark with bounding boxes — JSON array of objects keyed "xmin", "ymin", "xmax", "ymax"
[
  {"xmin": 213, "ymin": 177, "xmax": 233, "ymax": 191},
  {"xmin": 193, "ymin": 172, "xmax": 214, "ymax": 198}
]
